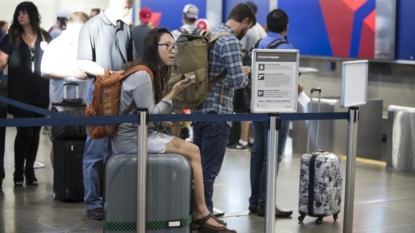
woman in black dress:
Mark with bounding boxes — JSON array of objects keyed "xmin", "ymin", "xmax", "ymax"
[{"xmin": 0, "ymin": 2, "xmax": 52, "ymax": 186}]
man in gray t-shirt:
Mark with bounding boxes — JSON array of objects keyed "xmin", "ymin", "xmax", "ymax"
[{"xmin": 77, "ymin": 0, "xmax": 134, "ymax": 221}]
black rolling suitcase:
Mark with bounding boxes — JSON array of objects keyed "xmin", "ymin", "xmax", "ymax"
[
  {"xmin": 51, "ymin": 82, "xmax": 87, "ymax": 140},
  {"xmin": 52, "ymin": 82, "xmax": 86, "ymax": 201},
  {"xmin": 53, "ymin": 139, "xmax": 85, "ymax": 201},
  {"xmin": 0, "ymin": 102, "xmax": 7, "ymax": 186}
]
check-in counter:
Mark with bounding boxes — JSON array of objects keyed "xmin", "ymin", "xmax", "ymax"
[
  {"xmin": 386, "ymin": 106, "xmax": 415, "ymax": 172},
  {"xmin": 291, "ymin": 97, "xmax": 383, "ymax": 161}
]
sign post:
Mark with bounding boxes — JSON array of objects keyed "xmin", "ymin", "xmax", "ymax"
[{"xmin": 251, "ymin": 49, "xmax": 299, "ymax": 233}]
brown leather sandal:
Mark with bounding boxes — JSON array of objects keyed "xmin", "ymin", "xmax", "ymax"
[{"xmin": 194, "ymin": 213, "xmax": 237, "ymax": 232}]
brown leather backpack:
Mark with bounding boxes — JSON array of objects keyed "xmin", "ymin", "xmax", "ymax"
[{"xmin": 85, "ymin": 65, "xmax": 154, "ymax": 139}]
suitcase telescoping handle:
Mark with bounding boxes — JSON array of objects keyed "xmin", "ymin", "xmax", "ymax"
[
  {"xmin": 306, "ymin": 87, "xmax": 322, "ymax": 154},
  {"xmin": 63, "ymin": 82, "xmax": 83, "ymax": 104}
]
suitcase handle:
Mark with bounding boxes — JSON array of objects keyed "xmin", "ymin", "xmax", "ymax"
[
  {"xmin": 306, "ymin": 87, "xmax": 322, "ymax": 153},
  {"xmin": 63, "ymin": 82, "xmax": 80, "ymax": 100}
]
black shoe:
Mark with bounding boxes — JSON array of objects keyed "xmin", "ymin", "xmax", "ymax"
[
  {"xmin": 226, "ymin": 142, "xmax": 250, "ymax": 152},
  {"xmin": 275, "ymin": 206, "xmax": 293, "ymax": 217},
  {"xmin": 86, "ymin": 207, "xmax": 103, "ymax": 220},
  {"xmin": 248, "ymin": 206, "xmax": 258, "ymax": 214},
  {"xmin": 256, "ymin": 206, "xmax": 293, "ymax": 217}
]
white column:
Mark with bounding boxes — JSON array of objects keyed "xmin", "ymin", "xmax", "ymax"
[{"xmin": 206, "ymin": 0, "xmax": 223, "ymax": 29}]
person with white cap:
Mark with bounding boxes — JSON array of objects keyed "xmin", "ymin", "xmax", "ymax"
[
  {"xmin": 48, "ymin": 9, "xmax": 70, "ymax": 39},
  {"xmin": 171, "ymin": 4, "xmax": 201, "ymax": 41}
]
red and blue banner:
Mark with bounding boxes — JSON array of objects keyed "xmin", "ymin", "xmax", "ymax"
[{"xmin": 280, "ymin": 0, "xmax": 376, "ymax": 58}]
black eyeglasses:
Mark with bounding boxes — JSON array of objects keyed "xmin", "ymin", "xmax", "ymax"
[
  {"xmin": 158, "ymin": 44, "xmax": 178, "ymax": 53},
  {"xmin": 29, "ymin": 47, "xmax": 35, "ymax": 73}
]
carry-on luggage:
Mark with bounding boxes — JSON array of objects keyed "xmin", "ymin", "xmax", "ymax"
[
  {"xmin": 298, "ymin": 88, "xmax": 342, "ymax": 224},
  {"xmin": 53, "ymin": 139, "xmax": 85, "ymax": 201},
  {"xmin": 103, "ymin": 153, "xmax": 193, "ymax": 233},
  {"xmin": 52, "ymin": 82, "xmax": 87, "ymax": 201},
  {"xmin": 51, "ymin": 82, "xmax": 87, "ymax": 140}
]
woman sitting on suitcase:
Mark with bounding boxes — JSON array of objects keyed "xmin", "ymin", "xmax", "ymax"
[{"xmin": 112, "ymin": 28, "xmax": 237, "ymax": 233}]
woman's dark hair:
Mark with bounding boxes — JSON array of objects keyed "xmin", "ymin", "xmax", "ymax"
[
  {"xmin": 9, "ymin": 1, "xmax": 43, "ymax": 47},
  {"xmin": 124, "ymin": 28, "xmax": 173, "ymax": 104}
]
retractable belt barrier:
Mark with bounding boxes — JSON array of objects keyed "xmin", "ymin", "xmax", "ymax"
[{"xmin": 0, "ymin": 96, "xmax": 349, "ymax": 127}]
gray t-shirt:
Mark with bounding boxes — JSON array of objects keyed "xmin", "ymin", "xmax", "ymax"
[
  {"xmin": 240, "ymin": 23, "xmax": 266, "ymax": 50},
  {"xmin": 77, "ymin": 11, "xmax": 133, "ymax": 73},
  {"xmin": 112, "ymin": 71, "xmax": 173, "ymax": 154},
  {"xmin": 132, "ymin": 24, "xmax": 152, "ymax": 59}
]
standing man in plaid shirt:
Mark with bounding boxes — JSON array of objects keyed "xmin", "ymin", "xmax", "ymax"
[{"xmin": 192, "ymin": 3, "xmax": 256, "ymax": 213}]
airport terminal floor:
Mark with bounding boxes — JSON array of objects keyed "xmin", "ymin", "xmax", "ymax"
[{"xmin": 1, "ymin": 120, "xmax": 415, "ymax": 233}]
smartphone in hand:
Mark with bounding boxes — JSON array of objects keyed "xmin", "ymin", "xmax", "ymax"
[{"xmin": 184, "ymin": 75, "xmax": 196, "ymax": 84}]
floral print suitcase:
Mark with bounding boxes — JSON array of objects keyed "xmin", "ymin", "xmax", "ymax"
[
  {"xmin": 298, "ymin": 152, "xmax": 342, "ymax": 224},
  {"xmin": 298, "ymin": 87, "xmax": 342, "ymax": 224}
]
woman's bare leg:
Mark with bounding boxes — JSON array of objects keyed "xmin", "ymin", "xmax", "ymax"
[{"xmin": 166, "ymin": 137, "xmax": 225, "ymax": 228}]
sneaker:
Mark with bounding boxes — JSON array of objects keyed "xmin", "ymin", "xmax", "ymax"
[
  {"xmin": 34, "ymin": 161, "xmax": 45, "ymax": 169},
  {"xmin": 226, "ymin": 142, "xmax": 250, "ymax": 152},
  {"xmin": 86, "ymin": 207, "xmax": 103, "ymax": 220}
]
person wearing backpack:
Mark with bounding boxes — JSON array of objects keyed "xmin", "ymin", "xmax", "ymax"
[
  {"xmin": 170, "ymin": 4, "xmax": 202, "ymax": 139},
  {"xmin": 248, "ymin": 9, "xmax": 304, "ymax": 218},
  {"xmin": 77, "ymin": 0, "xmax": 134, "ymax": 220},
  {"xmin": 171, "ymin": 4, "xmax": 202, "ymax": 41},
  {"xmin": 191, "ymin": 3, "xmax": 255, "ymax": 214},
  {"xmin": 227, "ymin": 1, "xmax": 267, "ymax": 152},
  {"xmin": 112, "ymin": 28, "xmax": 237, "ymax": 233}
]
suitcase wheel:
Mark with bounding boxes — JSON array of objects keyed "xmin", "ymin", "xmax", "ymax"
[
  {"xmin": 333, "ymin": 214, "xmax": 338, "ymax": 221},
  {"xmin": 315, "ymin": 217, "xmax": 323, "ymax": 225},
  {"xmin": 298, "ymin": 215, "xmax": 305, "ymax": 222}
]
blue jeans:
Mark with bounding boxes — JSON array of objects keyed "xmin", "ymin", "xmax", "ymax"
[
  {"xmin": 249, "ymin": 120, "xmax": 289, "ymax": 210},
  {"xmin": 193, "ymin": 119, "xmax": 230, "ymax": 213},
  {"xmin": 83, "ymin": 79, "xmax": 112, "ymax": 211}
]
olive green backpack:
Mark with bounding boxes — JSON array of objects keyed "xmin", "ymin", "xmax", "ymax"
[{"xmin": 167, "ymin": 31, "xmax": 231, "ymax": 109}]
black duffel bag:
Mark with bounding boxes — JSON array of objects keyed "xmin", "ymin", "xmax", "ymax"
[{"xmin": 51, "ymin": 82, "xmax": 87, "ymax": 140}]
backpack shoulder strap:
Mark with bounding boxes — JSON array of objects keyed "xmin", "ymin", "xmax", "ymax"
[
  {"xmin": 208, "ymin": 70, "xmax": 227, "ymax": 90},
  {"xmin": 267, "ymin": 39, "xmax": 287, "ymax": 49},
  {"xmin": 120, "ymin": 65, "xmax": 154, "ymax": 115},
  {"xmin": 179, "ymin": 28, "xmax": 188, "ymax": 34},
  {"xmin": 253, "ymin": 39, "xmax": 263, "ymax": 49},
  {"xmin": 122, "ymin": 65, "xmax": 154, "ymax": 82},
  {"xmin": 252, "ymin": 38, "xmax": 286, "ymax": 50},
  {"xmin": 209, "ymin": 32, "xmax": 232, "ymax": 43}
]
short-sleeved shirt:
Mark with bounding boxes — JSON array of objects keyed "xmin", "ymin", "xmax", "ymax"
[
  {"xmin": 112, "ymin": 71, "xmax": 174, "ymax": 154},
  {"xmin": 132, "ymin": 24, "xmax": 152, "ymax": 59},
  {"xmin": 191, "ymin": 23, "xmax": 249, "ymax": 118},
  {"xmin": 240, "ymin": 23, "xmax": 266, "ymax": 51},
  {"xmin": 0, "ymin": 31, "xmax": 52, "ymax": 106},
  {"xmin": 171, "ymin": 25, "xmax": 200, "ymax": 41},
  {"xmin": 41, "ymin": 30, "xmax": 89, "ymax": 104},
  {"xmin": 77, "ymin": 11, "xmax": 133, "ymax": 74},
  {"xmin": 258, "ymin": 32, "xmax": 294, "ymax": 50}
]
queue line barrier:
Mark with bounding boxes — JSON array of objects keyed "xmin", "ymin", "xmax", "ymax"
[{"xmin": 0, "ymin": 96, "xmax": 357, "ymax": 233}]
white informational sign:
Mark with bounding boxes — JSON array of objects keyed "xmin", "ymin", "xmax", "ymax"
[
  {"xmin": 250, "ymin": 49, "xmax": 299, "ymax": 113},
  {"xmin": 341, "ymin": 60, "xmax": 368, "ymax": 108}
]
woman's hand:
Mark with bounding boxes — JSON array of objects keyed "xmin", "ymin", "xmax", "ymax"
[{"xmin": 167, "ymin": 79, "xmax": 191, "ymax": 100}]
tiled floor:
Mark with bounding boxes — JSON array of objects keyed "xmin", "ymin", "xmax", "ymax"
[{"xmin": 1, "ymin": 124, "xmax": 415, "ymax": 233}]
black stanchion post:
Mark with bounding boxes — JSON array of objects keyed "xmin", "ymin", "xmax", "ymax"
[
  {"xmin": 137, "ymin": 108, "xmax": 148, "ymax": 233},
  {"xmin": 265, "ymin": 113, "xmax": 280, "ymax": 233},
  {"xmin": 343, "ymin": 107, "xmax": 359, "ymax": 233}
]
